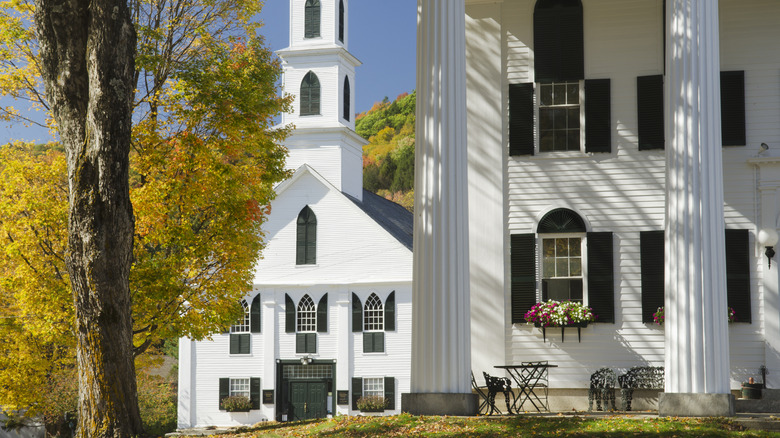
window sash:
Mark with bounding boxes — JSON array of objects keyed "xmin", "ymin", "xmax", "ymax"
[
  {"xmin": 363, "ymin": 377, "xmax": 384, "ymax": 398},
  {"xmin": 538, "ymin": 81, "xmax": 582, "ymax": 153},
  {"xmin": 230, "ymin": 378, "xmax": 250, "ymax": 398}
]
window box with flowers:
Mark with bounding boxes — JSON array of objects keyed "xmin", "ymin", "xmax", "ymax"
[
  {"xmin": 221, "ymin": 395, "xmax": 252, "ymax": 413},
  {"xmin": 653, "ymin": 306, "xmax": 736, "ymax": 326},
  {"xmin": 524, "ymin": 300, "xmax": 596, "ymax": 343},
  {"xmin": 356, "ymin": 395, "xmax": 388, "ymax": 413}
]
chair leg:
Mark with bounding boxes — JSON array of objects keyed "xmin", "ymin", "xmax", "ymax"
[{"xmin": 503, "ymin": 390, "xmax": 513, "ymax": 414}]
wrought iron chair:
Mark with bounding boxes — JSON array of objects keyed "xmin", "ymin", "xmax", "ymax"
[
  {"xmin": 618, "ymin": 366, "xmax": 664, "ymax": 411},
  {"xmin": 483, "ymin": 371, "xmax": 514, "ymax": 415},
  {"xmin": 588, "ymin": 368, "xmax": 617, "ymax": 411}
]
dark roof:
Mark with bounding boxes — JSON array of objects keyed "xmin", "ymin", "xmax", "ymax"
[{"xmin": 345, "ymin": 190, "xmax": 413, "ymax": 251}]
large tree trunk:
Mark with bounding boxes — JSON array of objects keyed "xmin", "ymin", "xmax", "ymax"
[{"xmin": 34, "ymin": 0, "xmax": 141, "ymax": 437}]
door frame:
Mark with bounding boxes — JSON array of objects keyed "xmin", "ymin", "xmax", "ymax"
[{"xmin": 276, "ymin": 359, "xmax": 336, "ymax": 422}]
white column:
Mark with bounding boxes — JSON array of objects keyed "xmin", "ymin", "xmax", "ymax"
[
  {"xmin": 403, "ymin": 0, "xmax": 475, "ymax": 415},
  {"xmin": 661, "ymin": 0, "xmax": 734, "ymax": 416},
  {"xmin": 335, "ymin": 289, "xmax": 351, "ymax": 415}
]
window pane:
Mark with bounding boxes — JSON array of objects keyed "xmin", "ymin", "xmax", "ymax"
[
  {"xmin": 567, "ymin": 83, "xmax": 579, "ymax": 104},
  {"xmin": 556, "ymin": 238, "xmax": 568, "ymax": 256},
  {"xmin": 570, "ymin": 257, "xmax": 582, "ymax": 276},
  {"xmin": 540, "ymin": 131, "xmax": 554, "ymax": 152},
  {"xmin": 543, "ymin": 239, "xmax": 555, "ymax": 257},
  {"xmin": 568, "ymin": 108, "xmax": 580, "ymax": 129},
  {"xmin": 567, "ymin": 130, "xmax": 580, "ymax": 151},
  {"xmin": 539, "ymin": 108, "xmax": 553, "ymax": 131},
  {"xmin": 556, "ymin": 258, "xmax": 569, "ymax": 277},
  {"xmin": 569, "ymin": 238, "xmax": 582, "ymax": 256},
  {"xmin": 553, "ymin": 84, "xmax": 566, "ymax": 105},
  {"xmin": 543, "ymin": 257, "xmax": 555, "ymax": 278},
  {"xmin": 540, "ymin": 84, "xmax": 552, "ymax": 106},
  {"xmin": 552, "ymin": 108, "xmax": 566, "ymax": 130}
]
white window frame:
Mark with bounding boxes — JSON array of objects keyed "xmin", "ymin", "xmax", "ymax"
[
  {"xmin": 538, "ymin": 233, "xmax": 588, "ymax": 304},
  {"xmin": 363, "ymin": 377, "xmax": 384, "ymax": 398},
  {"xmin": 297, "ymin": 294, "xmax": 317, "ymax": 333},
  {"xmin": 363, "ymin": 293, "xmax": 384, "ymax": 332},
  {"xmin": 229, "ymin": 377, "xmax": 251, "ymax": 398},
  {"xmin": 230, "ymin": 299, "xmax": 250, "ymax": 333},
  {"xmin": 536, "ymin": 80, "xmax": 585, "ymax": 155}
]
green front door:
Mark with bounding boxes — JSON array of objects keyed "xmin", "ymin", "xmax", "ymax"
[{"xmin": 289, "ymin": 381, "xmax": 327, "ymax": 420}]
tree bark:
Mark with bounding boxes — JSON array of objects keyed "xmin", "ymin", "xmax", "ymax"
[{"xmin": 34, "ymin": 0, "xmax": 141, "ymax": 436}]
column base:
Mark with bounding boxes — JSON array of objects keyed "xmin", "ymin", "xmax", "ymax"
[
  {"xmin": 401, "ymin": 393, "xmax": 478, "ymax": 416},
  {"xmin": 658, "ymin": 393, "xmax": 736, "ymax": 417}
]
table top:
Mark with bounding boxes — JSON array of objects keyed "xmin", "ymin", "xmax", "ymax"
[{"xmin": 494, "ymin": 364, "xmax": 558, "ymax": 369}]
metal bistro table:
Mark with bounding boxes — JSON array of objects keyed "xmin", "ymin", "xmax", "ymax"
[{"xmin": 495, "ymin": 362, "xmax": 557, "ymax": 412}]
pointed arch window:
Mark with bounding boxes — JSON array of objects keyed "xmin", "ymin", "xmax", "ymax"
[
  {"xmin": 296, "ymin": 206, "xmax": 317, "ymax": 265},
  {"xmin": 300, "ymin": 72, "xmax": 321, "ymax": 116},
  {"xmin": 338, "ymin": 0, "xmax": 345, "ymax": 43},
  {"xmin": 297, "ymin": 295, "xmax": 317, "ymax": 332},
  {"xmin": 305, "ymin": 0, "xmax": 321, "ymax": 38},
  {"xmin": 364, "ymin": 293, "xmax": 383, "ymax": 332},
  {"xmin": 343, "ymin": 76, "xmax": 351, "ymax": 121}
]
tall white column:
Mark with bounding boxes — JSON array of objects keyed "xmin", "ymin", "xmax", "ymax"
[
  {"xmin": 402, "ymin": 0, "xmax": 476, "ymax": 416},
  {"xmin": 660, "ymin": 0, "xmax": 734, "ymax": 416}
]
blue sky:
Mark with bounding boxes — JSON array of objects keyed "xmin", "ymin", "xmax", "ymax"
[{"xmin": 0, "ymin": 1, "xmax": 417, "ymax": 144}]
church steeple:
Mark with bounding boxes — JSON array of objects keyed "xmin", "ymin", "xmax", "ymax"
[{"xmin": 277, "ymin": 0, "xmax": 365, "ymax": 200}]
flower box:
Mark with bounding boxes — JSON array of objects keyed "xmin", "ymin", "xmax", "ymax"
[{"xmin": 524, "ymin": 300, "xmax": 595, "ymax": 342}]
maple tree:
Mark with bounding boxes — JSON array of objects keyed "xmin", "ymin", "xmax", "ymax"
[{"xmin": 0, "ymin": 0, "xmax": 291, "ymax": 429}]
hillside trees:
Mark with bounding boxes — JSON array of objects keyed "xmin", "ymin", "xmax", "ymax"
[{"xmin": 0, "ymin": 0, "xmax": 291, "ymax": 430}]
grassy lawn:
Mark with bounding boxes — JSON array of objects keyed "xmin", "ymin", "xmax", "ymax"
[{"xmin": 181, "ymin": 414, "xmax": 780, "ymax": 437}]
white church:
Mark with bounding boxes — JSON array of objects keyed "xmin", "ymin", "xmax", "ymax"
[{"xmin": 177, "ymin": 0, "xmax": 412, "ymax": 427}]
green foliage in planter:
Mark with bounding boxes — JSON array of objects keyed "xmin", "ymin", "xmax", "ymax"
[
  {"xmin": 356, "ymin": 395, "xmax": 388, "ymax": 412},
  {"xmin": 222, "ymin": 395, "xmax": 252, "ymax": 412}
]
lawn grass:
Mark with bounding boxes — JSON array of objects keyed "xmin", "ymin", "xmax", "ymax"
[{"xmin": 182, "ymin": 414, "xmax": 780, "ymax": 437}]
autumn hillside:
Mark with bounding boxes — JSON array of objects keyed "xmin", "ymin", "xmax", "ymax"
[{"xmin": 356, "ymin": 91, "xmax": 415, "ymax": 211}]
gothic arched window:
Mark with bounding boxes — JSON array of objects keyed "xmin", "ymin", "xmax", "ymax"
[
  {"xmin": 343, "ymin": 76, "xmax": 351, "ymax": 121},
  {"xmin": 305, "ymin": 0, "xmax": 321, "ymax": 39},
  {"xmin": 296, "ymin": 206, "xmax": 317, "ymax": 265},
  {"xmin": 300, "ymin": 72, "xmax": 321, "ymax": 116}
]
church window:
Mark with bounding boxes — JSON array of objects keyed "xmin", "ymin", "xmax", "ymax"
[
  {"xmin": 305, "ymin": 0, "xmax": 320, "ymax": 38},
  {"xmin": 343, "ymin": 77, "xmax": 351, "ymax": 121},
  {"xmin": 296, "ymin": 206, "xmax": 317, "ymax": 265},
  {"xmin": 339, "ymin": 0, "xmax": 345, "ymax": 43},
  {"xmin": 300, "ymin": 72, "xmax": 321, "ymax": 116}
]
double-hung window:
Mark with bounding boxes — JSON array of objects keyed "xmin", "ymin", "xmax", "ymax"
[
  {"xmin": 541, "ymin": 236, "xmax": 584, "ymax": 302},
  {"xmin": 230, "ymin": 378, "xmax": 250, "ymax": 399},
  {"xmin": 539, "ymin": 82, "xmax": 581, "ymax": 152}
]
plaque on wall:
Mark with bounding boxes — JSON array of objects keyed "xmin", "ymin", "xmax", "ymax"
[
  {"xmin": 262, "ymin": 390, "xmax": 274, "ymax": 404},
  {"xmin": 337, "ymin": 390, "xmax": 349, "ymax": 405}
]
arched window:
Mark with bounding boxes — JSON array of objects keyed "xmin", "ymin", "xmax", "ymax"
[
  {"xmin": 343, "ymin": 76, "xmax": 351, "ymax": 121},
  {"xmin": 297, "ymin": 294, "xmax": 316, "ymax": 332},
  {"xmin": 229, "ymin": 299, "xmax": 251, "ymax": 354},
  {"xmin": 296, "ymin": 206, "xmax": 317, "ymax": 265},
  {"xmin": 537, "ymin": 208, "xmax": 586, "ymax": 303},
  {"xmin": 300, "ymin": 72, "xmax": 321, "ymax": 116},
  {"xmin": 363, "ymin": 293, "xmax": 383, "ymax": 331},
  {"xmin": 305, "ymin": 0, "xmax": 321, "ymax": 39},
  {"xmin": 338, "ymin": 0, "xmax": 345, "ymax": 43},
  {"xmin": 230, "ymin": 299, "xmax": 250, "ymax": 333}
]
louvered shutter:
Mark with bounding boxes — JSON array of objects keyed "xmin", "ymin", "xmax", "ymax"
[
  {"xmin": 533, "ymin": 1, "xmax": 584, "ymax": 82},
  {"xmin": 511, "ymin": 234, "xmax": 537, "ymax": 323},
  {"xmin": 219, "ymin": 378, "xmax": 229, "ymax": 409},
  {"xmin": 587, "ymin": 232, "xmax": 614, "ymax": 323},
  {"xmin": 250, "ymin": 294, "xmax": 261, "ymax": 333},
  {"xmin": 352, "ymin": 377, "xmax": 362, "ymax": 410},
  {"xmin": 305, "ymin": 0, "xmax": 320, "ymax": 38},
  {"xmin": 317, "ymin": 294, "xmax": 328, "ymax": 333},
  {"xmin": 509, "ymin": 83, "xmax": 535, "ymax": 156},
  {"xmin": 640, "ymin": 230, "xmax": 665, "ymax": 323},
  {"xmin": 250, "ymin": 378, "xmax": 261, "ymax": 409},
  {"xmin": 726, "ymin": 229, "xmax": 751, "ymax": 323},
  {"xmin": 585, "ymin": 79, "xmax": 611, "ymax": 153},
  {"xmin": 363, "ymin": 332, "xmax": 374, "ymax": 353},
  {"xmin": 343, "ymin": 77, "xmax": 351, "ymax": 121},
  {"xmin": 384, "ymin": 291, "xmax": 395, "ymax": 331},
  {"xmin": 285, "ymin": 294, "xmax": 295, "ymax": 333},
  {"xmin": 384, "ymin": 377, "xmax": 395, "ymax": 410},
  {"xmin": 307, "ymin": 333, "xmax": 317, "ymax": 353},
  {"xmin": 637, "ymin": 75, "xmax": 665, "ymax": 150},
  {"xmin": 296, "ymin": 333, "xmax": 306, "ymax": 354},
  {"xmin": 721, "ymin": 71, "xmax": 746, "ymax": 146},
  {"xmin": 352, "ymin": 293, "xmax": 363, "ymax": 332},
  {"xmin": 338, "ymin": 0, "xmax": 345, "ymax": 42},
  {"xmin": 229, "ymin": 334, "xmax": 239, "ymax": 355},
  {"xmin": 238, "ymin": 334, "xmax": 250, "ymax": 354},
  {"xmin": 306, "ymin": 210, "xmax": 317, "ymax": 264}
]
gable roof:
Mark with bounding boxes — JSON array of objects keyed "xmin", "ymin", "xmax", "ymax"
[{"xmin": 345, "ymin": 190, "xmax": 413, "ymax": 251}]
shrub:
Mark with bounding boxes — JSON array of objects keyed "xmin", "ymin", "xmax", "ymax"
[
  {"xmin": 356, "ymin": 395, "xmax": 387, "ymax": 412},
  {"xmin": 221, "ymin": 395, "xmax": 252, "ymax": 412},
  {"xmin": 137, "ymin": 372, "xmax": 177, "ymax": 435}
]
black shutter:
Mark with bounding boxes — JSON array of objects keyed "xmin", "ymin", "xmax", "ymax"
[
  {"xmin": 296, "ymin": 333, "xmax": 306, "ymax": 353},
  {"xmin": 726, "ymin": 229, "xmax": 751, "ymax": 323},
  {"xmin": 509, "ymin": 83, "xmax": 535, "ymax": 156},
  {"xmin": 317, "ymin": 294, "xmax": 328, "ymax": 333},
  {"xmin": 343, "ymin": 77, "xmax": 351, "ymax": 121},
  {"xmin": 250, "ymin": 377, "xmax": 261, "ymax": 409},
  {"xmin": 363, "ymin": 332, "xmax": 374, "ymax": 353},
  {"xmin": 384, "ymin": 377, "xmax": 395, "ymax": 410},
  {"xmin": 534, "ymin": 1, "xmax": 584, "ymax": 82},
  {"xmin": 384, "ymin": 291, "xmax": 395, "ymax": 331},
  {"xmin": 307, "ymin": 333, "xmax": 317, "ymax": 353},
  {"xmin": 511, "ymin": 234, "xmax": 537, "ymax": 323},
  {"xmin": 352, "ymin": 293, "xmax": 363, "ymax": 332},
  {"xmin": 296, "ymin": 211, "xmax": 307, "ymax": 264},
  {"xmin": 587, "ymin": 232, "xmax": 614, "ymax": 323},
  {"xmin": 721, "ymin": 71, "xmax": 746, "ymax": 146},
  {"xmin": 338, "ymin": 0, "xmax": 344, "ymax": 42},
  {"xmin": 585, "ymin": 79, "xmax": 611, "ymax": 153},
  {"xmin": 219, "ymin": 378, "xmax": 229, "ymax": 409},
  {"xmin": 352, "ymin": 377, "xmax": 362, "ymax": 410},
  {"xmin": 306, "ymin": 210, "xmax": 317, "ymax": 264},
  {"xmin": 250, "ymin": 294, "xmax": 261, "ymax": 333},
  {"xmin": 229, "ymin": 334, "xmax": 239, "ymax": 355},
  {"xmin": 285, "ymin": 294, "xmax": 295, "ymax": 333},
  {"xmin": 640, "ymin": 230, "xmax": 665, "ymax": 323},
  {"xmin": 637, "ymin": 75, "xmax": 665, "ymax": 150},
  {"xmin": 305, "ymin": 0, "xmax": 320, "ymax": 38}
]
